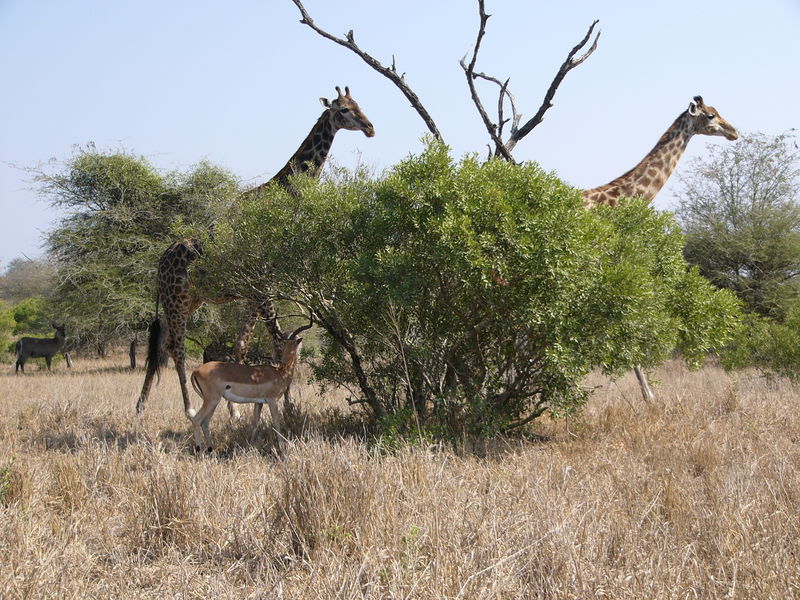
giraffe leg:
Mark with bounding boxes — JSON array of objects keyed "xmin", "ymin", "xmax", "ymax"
[
  {"xmin": 162, "ymin": 312, "xmax": 197, "ymax": 419},
  {"xmin": 234, "ymin": 301, "xmax": 261, "ymax": 363},
  {"xmin": 235, "ymin": 300, "xmax": 265, "ymax": 423},
  {"xmin": 634, "ymin": 366, "xmax": 655, "ymax": 402}
]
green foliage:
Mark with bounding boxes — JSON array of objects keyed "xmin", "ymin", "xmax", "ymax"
[
  {"xmin": 722, "ymin": 301, "xmax": 800, "ymax": 379},
  {"xmin": 11, "ymin": 296, "xmax": 47, "ymax": 335},
  {"xmin": 202, "ymin": 141, "xmax": 740, "ymax": 438},
  {"xmin": 38, "ymin": 148, "xmax": 240, "ymax": 352},
  {"xmin": 0, "ymin": 302, "xmax": 15, "ymax": 355},
  {"xmin": 677, "ymin": 131, "xmax": 800, "ymax": 318}
]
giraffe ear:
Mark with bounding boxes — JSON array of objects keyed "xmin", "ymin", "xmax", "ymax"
[
  {"xmin": 320, "ymin": 97, "xmax": 332, "ymax": 108},
  {"xmin": 688, "ymin": 100, "xmax": 700, "ymax": 116}
]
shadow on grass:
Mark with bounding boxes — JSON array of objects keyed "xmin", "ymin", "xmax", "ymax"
[{"xmin": 17, "ymin": 388, "xmax": 561, "ymax": 462}]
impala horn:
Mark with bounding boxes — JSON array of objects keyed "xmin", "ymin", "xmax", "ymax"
[{"xmin": 288, "ymin": 315, "xmax": 314, "ymax": 339}]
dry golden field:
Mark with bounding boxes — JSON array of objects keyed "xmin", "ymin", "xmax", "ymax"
[{"xmin": 1, "ymin": 355, "xmax": 799, "ymax": 599}]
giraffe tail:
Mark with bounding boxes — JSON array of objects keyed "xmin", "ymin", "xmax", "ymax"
[{"xmin": 144, "ymin": 316, "xmax": 165, "ymax": 384}]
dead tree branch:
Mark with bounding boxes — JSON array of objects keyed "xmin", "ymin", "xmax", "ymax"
[
  {"xmin": 290, "ymin": 0, "xmax": 443, "ymax": 140},
  {"xmin": 505, "ymin": 19, "xmax": 600, "ymax": 153},
  {"xmin": 461, "ymin": 0, "xmax": 600, "ymax": 158},
  {"xmin": 458, "ymin": 1, "xmax": 515, "ymax": 162}
]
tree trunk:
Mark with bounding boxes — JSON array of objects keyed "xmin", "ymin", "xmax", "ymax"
[
  {"xmin": 129, "ymin": 338, "xmax": 137, "ymax": 369},
  {"xmin": 634, "ymin": 366, "xmax": 655, "ymax": 402}
]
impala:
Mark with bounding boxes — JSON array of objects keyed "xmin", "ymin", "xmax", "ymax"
[{"xmin": 188, "ymin": 321, "xmax": 311, "ymax": 452}]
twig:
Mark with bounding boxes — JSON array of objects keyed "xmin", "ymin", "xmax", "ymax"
[
  {"xmin": 461, "ymin": 0, "xmax": 600, "ymax": 158},
  {"xmin": 505, "ymin": 19, "xmax": 600, "ymax": 153},
  {"xmin": 290, "ymin": 0, "xmax": 443, "ymax": 140},
  {"xmin": 459, "ymin": 0, "xmax": 516, "ymax": 162}
]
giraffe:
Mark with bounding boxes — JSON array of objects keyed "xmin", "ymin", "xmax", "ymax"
[
  {"xmin": 136, "ymin": 86, "xmax": 375, "ymax": 417},
  {"xmin": 581, "ymin": 95, "xmax": 738, "ymax": 399},
  {"xmin": 582, "ymin": 95, "xmax": 738, "ymax": 207}
]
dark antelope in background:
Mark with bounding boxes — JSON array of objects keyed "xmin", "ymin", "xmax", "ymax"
[{"xmin": 15, "ymin": 323, "xmax": 68, "ymax": 373}]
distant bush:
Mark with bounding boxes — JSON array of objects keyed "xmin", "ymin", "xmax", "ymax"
[
  {"xmin": 0, "ymin": 302, "xmax": 15, "ymax": 356},
  {"xmin": 11, "ymin": 296, "xmax": 47, "ymax": 335},
  {"xmin": 722, "ymin": 301, "xmax": 800, "ymax": 380},
  {"xmin": 202, "ymin": 141, "xmax": 740, "ymax": 438}
]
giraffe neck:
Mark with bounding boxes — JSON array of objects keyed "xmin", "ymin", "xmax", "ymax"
[
  {"xmin": 583, "ymin": 111, "xmax": 695, "ymax": 207},
  {"xmin": 268, "ymin": 111, "xmax": 336, "ymax": 190}
]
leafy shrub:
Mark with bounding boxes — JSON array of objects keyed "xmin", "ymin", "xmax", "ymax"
[
  {"xmin": 202, "ymin": 141, "xmax": 740, "ymax": 437},
  {"xmin": 722, "ymin": 301, "xmax": 800, "ymax": 379}
]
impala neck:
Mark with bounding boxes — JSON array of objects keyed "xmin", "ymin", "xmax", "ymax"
[{"xmin": 277, "ymin": 346, "xmax": 300, "ymax": 378}]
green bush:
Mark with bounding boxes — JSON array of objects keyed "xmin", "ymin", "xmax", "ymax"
[
  {"xmin": 722, "ymin": 301, "xmax": 800, "ymax": 379},
  {"xmin": 11, "ymin": 296, "xmax": 47, "ymax": 335},
  {"xmin": 202, "ymin": 141, "xmax": 740, "ymax": 437},
  {"xmin": 0, "ymin": 302, "xmax": 15, "ymax": 355}
]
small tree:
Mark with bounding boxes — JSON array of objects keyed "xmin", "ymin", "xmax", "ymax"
[
  {"xmin": 676, "ymin": 131, "xmax": 800, "ymax": 318},
  {"xmin": 38, "ymin": 148, "xmax": 239, "ymax": 353},
  {"xmin": 202, "ymin": 142, "xmax": 740, "ymax": 437}
]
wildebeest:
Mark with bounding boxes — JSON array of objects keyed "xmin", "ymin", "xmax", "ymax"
[{"xmin": 15, "ymin": 323, "xmax": 67, "ymax": 373}]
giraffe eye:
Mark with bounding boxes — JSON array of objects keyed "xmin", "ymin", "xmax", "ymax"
[
  {"xmin": 340, "ymin": 108, "xmax": 351, "ymax": 114},
  {"xmin": 706, "ymin": 113, "xmax": 715, "ymax": 119}
]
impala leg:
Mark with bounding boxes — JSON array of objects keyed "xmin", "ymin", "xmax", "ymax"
[
  {"xmin": 226, "ymin": 399, "xmax": 242, "ymax": 421},
  {"xmin": 235, "ymin": 301, "xmax": 261, "ymax": 423},
  {"xmin": 266, "ymin": 397, "xmax": 282, "ymax": 436},
  {"xmin": 250, "ymin": 402, "xmax": 262, "ymax": 442},
  {"xmin": 191, "ymin": 396, "xmax": 219, "ymax": 453}
]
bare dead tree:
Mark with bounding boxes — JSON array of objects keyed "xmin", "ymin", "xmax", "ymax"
[
  {"xmin": 289, "ymin": 0, "xmax": 599, "ymax": 162},
  {"xmin": 460, "ymin": 0, "xmax": 600, "ymax": 159}
]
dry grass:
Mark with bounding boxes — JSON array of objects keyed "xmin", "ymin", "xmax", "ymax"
[{"xmin": 1, "ymin": 355, "xmax": 799, "ymax": 598}]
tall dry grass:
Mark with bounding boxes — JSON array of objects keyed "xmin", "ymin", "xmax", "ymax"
[{"xmin": 1, "ymin": 355, "xmax": 798, "ymax": 598}]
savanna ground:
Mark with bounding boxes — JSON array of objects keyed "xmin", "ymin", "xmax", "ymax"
[{"xmin": 1, "ymin": 354, "xmax": 798, "ymax": 599}]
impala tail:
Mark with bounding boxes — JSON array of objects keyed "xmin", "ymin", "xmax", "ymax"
[{"xmin": 190, "ymin": 371, "xmax": 202, "ymax": 398}]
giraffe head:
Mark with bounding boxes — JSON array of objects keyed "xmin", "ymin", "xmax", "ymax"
[
  {"xmin": 320, "ymin": 86, "xmax": 375, "ymax": 138},
  {"xmin": 687, "ymin": 96, "xmax": 738, "ymax": 141}
]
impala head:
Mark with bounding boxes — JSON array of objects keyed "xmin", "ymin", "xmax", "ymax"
[
  {"xmin": 687, "ymin": 95, "xmax": 738, "ymax": 141},
  {"xmin": 321, "ymin": 86, "xmax": 375, "ymax": 138}
]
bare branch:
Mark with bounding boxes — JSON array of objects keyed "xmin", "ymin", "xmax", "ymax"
[
  {"xmin": 471, "ymin": 72, "xmax": 521, "ymax": 141},
  {"xmin": 290, "ymin": 0, "xmax": 443, "ymax": 140},
  {"xmin": 505, "ymin": 19, "xmax": 600, "ymax": 153},
  {"xmin": 459, "ymin": 0, "xmax": 516, "ymax": 162},
  {"xmin": 460, "ymin": 2, "xmax": 599, "ymax": 160}
]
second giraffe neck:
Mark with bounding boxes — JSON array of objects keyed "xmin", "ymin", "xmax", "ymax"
[
  {"xmin": 584, "ymin": 111, "xmax": 695, "ymax": 206},
  {"xmin": 270, "ymin": 112, "xmax": 336, "ymax": 189}
]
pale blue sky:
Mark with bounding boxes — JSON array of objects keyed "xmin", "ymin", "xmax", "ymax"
[{"xmin": 2, "ymin": 0, "xmax": 799, "ymax": 267}]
